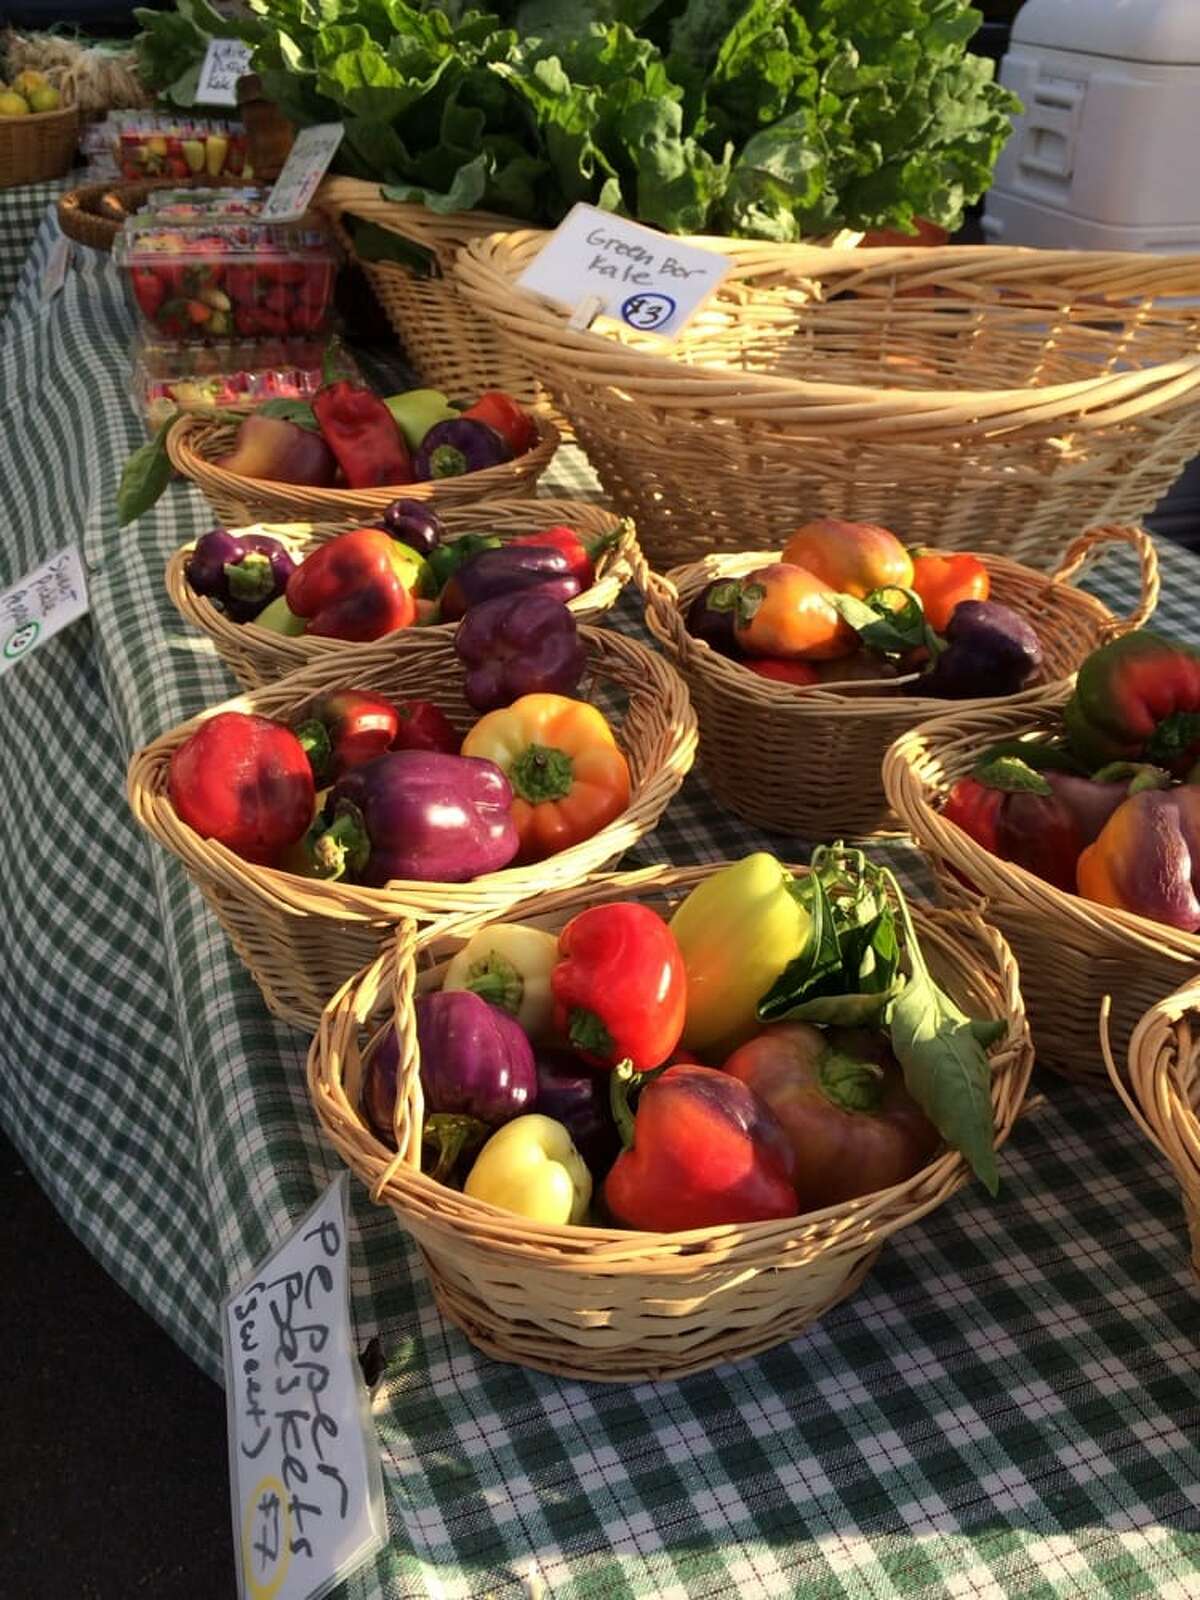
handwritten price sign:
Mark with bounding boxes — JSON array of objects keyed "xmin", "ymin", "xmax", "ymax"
[
  {"xmin": 222, "ymin": 1174, "xmax": 386, "ymax": 1600},
  {"xmin": 0, "ymin": 545, "xmax": 88, "ymax": 676}
]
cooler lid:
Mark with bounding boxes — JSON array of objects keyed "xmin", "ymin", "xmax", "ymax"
[{"xmin": 1013, "ymin": 0, "xmax": 1200, "ymax": 65}]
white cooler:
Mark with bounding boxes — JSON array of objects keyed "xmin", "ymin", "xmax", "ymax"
[{"xmin": 983, "ymin": 0, "xmax": 1200, "ymax": 252}]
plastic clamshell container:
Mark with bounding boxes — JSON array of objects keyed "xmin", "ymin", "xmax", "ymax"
[
  {"xmin": 131, "ymin": 335, "xmax": 361, "ymax": 429},
  {"xmin": 114, "ymin": 215, "xmax": 340, "ymax": 342},
  {"xmin": 144, "ymin": 187, "xmax": 269, "ymax": 221},
  {"xmin": 113, "ymin": 119, "xmax": 249, "ymax": 182}
]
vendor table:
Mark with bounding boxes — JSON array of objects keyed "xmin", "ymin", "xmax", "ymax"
[{"xmin": 2, "ymin": 199, "xmax": 1199, "ymax": 1600}]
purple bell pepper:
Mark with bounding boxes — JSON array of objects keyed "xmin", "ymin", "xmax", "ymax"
[
  {"xmin": 185, "ymin": 527, "xmax": 296, "ymax": 622},
  {"xmin": 534, "ymin": 1048, "xmax": 619, "ymax": 1176},
  {"xmin": 686, "ymin": 580, "xmax": 740, "ymax": 658},
  {"xmin": 922, "ymin": 600, "xmax": 1044, "ymax": 700},
  {"xmin": 413, "ymin": 418, "xmax": 512, "ymax": 481},
  {"xmin": 439, "ymin": 545, "xmax": 583, "ymax": 622},
  {"xmin": 310, "ymin": 750, "xmax": 519, "ymax": 885},
  {"xmin": 454, "ymin": 593, "xmax": 586, "ymax": 713},
  {"xmin": 380, "ymin": 498, "xmax": 442, "ymax": 556},
  {"xmin": 416, "ymin": 990, "xmax": 537, "ymax": 1123}
]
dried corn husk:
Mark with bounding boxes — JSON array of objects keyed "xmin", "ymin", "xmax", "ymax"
[{"xmin": 2, "ymin": 30, "xmax": 150, "ymax": 115}]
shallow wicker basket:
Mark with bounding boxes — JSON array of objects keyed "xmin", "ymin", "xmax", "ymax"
[
  {"xmin": 1103, "ymin": 982, "xmax": 1200, "ymax": 1276},
  {"xmin": 166, "ymin": 501, "xmax": 640, "ymax": 690},
  {"xmin": 456, "ymin": 234, "xmax": 1200, "ymax": 571},
  {"xmin": 883, "ymin": 697, "xmax": 1200, "ymax": 1084},
  {"xmin": 128, "ymin": 626, "xmax": 696, "ymax": 1027},
  {"xmin": 317, "ymin": 177, "xmax": 541, "ymax": 406},
  {"xmin": 308, "ymin": 863, "xmax": 1033, "ymax": 1382},
  {"xmin": 0, "ymin": 82, "xmax": 78, "ymax": 189},
  {"xmin": 165, "ymin": 410, "xmax": 559, "ymax": 526},
  {"xmin": 642, "ymin": 524, "xmax": 1157, "ymax": 836}
]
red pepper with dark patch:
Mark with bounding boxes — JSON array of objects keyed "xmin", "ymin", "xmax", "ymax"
[
  {"xmin": 312, "ymin": 381, "xmax": 414, "ymax": 489},
  {"xmin": 294, "ymin": 691, "xmax": 401, "ymax": 781},
  {"xmin": 168, "ymin": 711, "xmax": 314, "ymax": 865},
  {"xmin": 286, "ymin": 530, "xmax": 417, "ymax": 642},
  {"xmin": 551, "ymin": 903, "xmax": 687, "ymax": 1072},
  {"xmin": 508, "ymin": 523, "xmax": 621, "ymax": 590},
  {"xmin": 603, "ymin": 1062, "xmax": 799, "ymax": 1230},
  {"xmin": 391, "ymin": 699, "xmax": 461, "ymax": 755}
]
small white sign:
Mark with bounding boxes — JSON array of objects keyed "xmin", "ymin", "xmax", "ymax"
[
  {"xmin": 262, "ymin": 124, "xmax": 345, "ymax": 223},
  {"xmin": 0, "ymin": 545, "xmax": 88, "ymax": 676},
  {"xmin": 516, "ymin": 203, "xmax": 733, "ymax": 339},
  {"xmin": 41, "ymin": 236, "xmax": 71, "ymax": 303},
  {"xmin": 222, "ymin": 1173, "xmax": 387, "ymax": 1600},
  {"xmin": 196, "ymin": 38, "xmax": 254, "ymax": 107}
]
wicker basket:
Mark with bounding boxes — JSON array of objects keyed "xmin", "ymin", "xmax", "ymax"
[
  {"xmin": 0, "ymin": 79, "xmax": 78, "ymax": 190},
  {"xmin": 166, "ymin": 501, "xmax": 641, "ymax": 690},
  {"xmin": 641, "ymin": 523, "xmax": 1158, "ymax": 836},
  {"xmin": 316, "ymin": 177, "xmax": 542, "ymax": 406},
  {"xmin": 308, "ymin": 864, "xmax": 1033, "ymax": 1381},
  {"xmin": 57, "ymin": 176, "xmax": 249, "ymax": 252},
  {"xmin": 1103, "ymin": 982, "xmax": 1200, "ymax": 1275},
  {"xmin": 455, "ymin": 234, "xmax": 1200, "ymax": 571},
  {"xmin": 883, "ymin": 697, "xmax": 1200, "ymax": 1084},
  {"xmin": 165, "ymin": 410, "xmax": 560, "ymax": 526},
  {"xmin": 127, "ymin": 626, "xmax": 696, "ymax": 1027}
]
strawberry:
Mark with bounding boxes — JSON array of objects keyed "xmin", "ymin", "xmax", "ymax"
[
  {"xmin": 186, "ymin": 299, "xmax": 213, "ymax": 325},
  {"xmin": 289, "ymin": 302, "xmax": 326, "ymax": 334},
  {"xmin": 263, "ymin": 285, "xmax": 293, "ymax": 316},
  {"xmin": 234, "ymin": 306, "xmax": 262, "ymax": 337},
  {"xmin": 254, "ymin": 309, "xmax": 290, "ymax": 336},
  {"xmin": 131, "ymin": 269, "xmax": 165, "ymax": 318},
  {"xmin": 225, "ymin": 266, "xmax": 259, "ymax": 306}
]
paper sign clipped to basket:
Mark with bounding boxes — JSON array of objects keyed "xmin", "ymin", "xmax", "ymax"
[
  {"xmin": 517, "ymin": 204, "xmax": 733, "ymax": 339},
  {"xmin": 221, "ymin": 1173, "xmax": 386, "ymax": 1600},
  {"xmin": 0, "ymin": 545, "xmax": 88, "ymax": 677},
  {"xmin": 196, "ymin": 39, "xmax": 254, "ymax": 108},
  {"xmin": 262, "ymin": 125, "xmax": 345, "ymax": 223}
]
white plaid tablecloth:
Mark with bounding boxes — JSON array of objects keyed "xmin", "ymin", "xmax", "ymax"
[{"xmin": 1, "ymin": 204, "xmax": 1198, "ymax": 1600}]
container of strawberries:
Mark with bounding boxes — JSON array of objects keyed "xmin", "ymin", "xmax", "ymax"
[{"xmin": 114, "ymin": 214, "xmax": 340, "ymax": 341}]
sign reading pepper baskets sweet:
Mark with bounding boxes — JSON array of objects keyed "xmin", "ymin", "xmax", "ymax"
[{"xmin": 515, "ymin": 203, "xmax": 733, "ymax": 338}]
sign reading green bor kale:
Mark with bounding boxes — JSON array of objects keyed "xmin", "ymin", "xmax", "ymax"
[{"xmin": 516, "ymin": 204, "xmax": 732, "ymax": 339}]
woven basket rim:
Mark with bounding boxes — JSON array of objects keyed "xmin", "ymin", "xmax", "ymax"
[
  {"xmin": 128, "ymin": 623, "xmax": 697, "ymax": 924},
  {"xmin": 166, "ymin": 409, "xmax": 561, "ymax": 509},
  {"xmin": 307, "ymin": 862, "xmax": 1034, "ymax": 1253},
  {"xmin": 882, "ymin": 696, "xmax": 1200, "ymax": 960},
  {"xmin": 455, "ymin": 231, "xmax": 1200, "ymax": 431},
  {"xmin": 641, "ymin": 523, "xmax": 1159, "ymax": 715},
  {"xmin": 165, "ymin": 501, "xmax": 639, "ymax": 665}
]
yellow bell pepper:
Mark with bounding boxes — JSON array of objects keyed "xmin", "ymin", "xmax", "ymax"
[
  {"xmin": 464, "ymin": 1115, "xmax": 591, "ymax": 1224},
  {"xmin": 669, "ymin": 853, "xmax": 810, "ymax": 1060},
  {"xmin": 441, "ymin": 923, "xmax": 559, "ymax": 1041}
]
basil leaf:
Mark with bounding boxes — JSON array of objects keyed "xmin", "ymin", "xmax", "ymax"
[
  {"xmin": 259, "ymin": 399, "xmax": 320, "ymax": 432},
  {"xmin": 829, "ymin": 588, "xmax": 941, "ymax": 659},
  {"xmin": 117, "ymin": 416, "xmax": 177, "ymax": 527},
  {"xmin": 884, "ymin": 870, "xmax": 999, "ymax": 1194}
]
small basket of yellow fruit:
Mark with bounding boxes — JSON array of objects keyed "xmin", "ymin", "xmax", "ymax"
[{"xmin": 0, "ymin": 67, "xmax": 78, "ymax": 189}]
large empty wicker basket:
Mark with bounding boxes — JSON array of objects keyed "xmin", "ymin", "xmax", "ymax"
[
  {"xmin": 309, "ymin": 865, "xmax": 1033, "ymax": 1382},
  {"xmin": 642, "ymin": 524, "xmax": 1157, "ymax": 836},
  {"xmin": 883, "ymin": 698, "xmax": 1200, "ymax": 1083},
  {"xmin": 127, "ymin": 627, "xmax": 696, "ymax": 1027},
  {"xmin": 456, "ymin": 235, "xmax": 1200, "ymax": 571}
]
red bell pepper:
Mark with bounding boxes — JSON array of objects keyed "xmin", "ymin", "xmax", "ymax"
[
  {"xmin": 460, "ymin": 391, "xmax": 538, "ymax": 456},
  {"xmin": 312, "ymin": 381, "xmax": 414, "ymax": 489},
  {"xmin": 168, "ymin": 711, "xmax": 314, "ymax": 865},
  {"xmin": 508, "ymin": 524, "xmax": 613, "ymax": 589},
  {"xmin": 746, "ymin": 658, "xmax": 821, "ymax": 686},
  {"xmin": 392, "ymin": 699, "xmax": 461, "ymax": 755},
  {"xmin": 286, "ymin": 530, "xmax": 418, "ymax": 642},
  {"xmin": 294, "ymin": 691, "xmax": 401, "ymax": 782},
  {"xmin": 551, "ymin": 903, "xmax": 686, "ymax": 1071},
  {"xmin": 604, "ymin": 1062, "xmax": 799, "ymax": 1231},
  {"xmin": 1064, "ymin": 630, "xmax": 1200, "ymax": 776}
]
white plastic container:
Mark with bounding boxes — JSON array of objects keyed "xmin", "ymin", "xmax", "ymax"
[{"xmin": 983, "ymin": 0, "xmax": 1200, "ymax": 251}]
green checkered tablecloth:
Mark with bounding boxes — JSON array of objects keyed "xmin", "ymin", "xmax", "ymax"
[
  {"xmin": 2, "ymin": 205, "xmax": 1200, "ymax": 1600},
  {"xmin": 0, "ymin": 178, "xmax": 72, "ymax": 314}
]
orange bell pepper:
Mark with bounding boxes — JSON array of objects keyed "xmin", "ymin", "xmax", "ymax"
[
  {"xmin": 781, "ymin": 519, "xmax": 914, "ymax": 599},
  {"xmin": 732, "ymin": 563, "xmax": 857, "ymax": 661},
  {"xmin": 909, "ymin": 550, "xmax": 990, "ymax": 632},
  {"xmin": 461, "ymin": 694, "xmax": 631, "ymax": 864}
]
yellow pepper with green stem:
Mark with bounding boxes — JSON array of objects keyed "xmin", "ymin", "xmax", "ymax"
[{"xmin": 669, "ymin": 853, "xmax": 811, "ymax": 1060}]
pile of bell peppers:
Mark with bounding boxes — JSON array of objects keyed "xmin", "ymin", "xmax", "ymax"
[
  {"xmin": 165, "ymin": 616, "xmax": 632, "ymax": 880},
  {"xmin": 686, "ymin": 516, "xmax": 1042, "ymax": 700},
  {"xmin": 213, "ymin": 381, "xmax": 537, "ymax": 492},
  {"xmin": 942, "ymin": 630, "xmax": 1200, "ymax": 931},
  {"xmin": 359, "ymin": 851, "xmax": 980, "ymax": 1231},
  {"xmin": 186, "ymin": 505, "xmax": 617, "ymax": 645}
]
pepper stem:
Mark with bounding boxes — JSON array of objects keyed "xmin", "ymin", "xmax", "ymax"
[
  {"xmin": 818, "ymin": 1051, "xmax": 885, "ymax": 1113},
  {"xmin": 568, "ymin": 1006, "xmax": 614, "ymax": 1059},
  {"xmin": 1146, "ymin": 711, "xmax": 1200, "ymax": 769},
  {"xmin": 609, "ymin": 1060, "xmax": 640, "ymax": 1151},
  {"xmin": 310, "ymin": 801, "xmax": 370, "ymax": 881},
  {"xmin": 422, "ymin": 1113, "xmax": 489, "ymax": 1185},
  {"xmin": 510, "ymin": 743, "xmax": 575, "ymax": 805},
  {"xmin": 464, "ymin": 953, "xmax": 523, "ymax": 1016},
  {"xmin": 224, "ymin": 551, "xmax": 275, "ymax": 602},
  {"xmin": 429, "ymin": 444, "xmax": 467, "ymax": 479},
  {"xmin": 295, "ymin": 719, "xmax": 333, "ymax": 782}
]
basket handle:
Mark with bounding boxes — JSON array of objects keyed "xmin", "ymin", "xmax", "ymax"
[
  {"xmin": 1048, "ymin": 523, "xmax": 1160, "ymax": 639},
  {"xmin": 630, "ymin": 545, "xmax": 689, "ymax": 655},
  {"xmin": 1099, "ymin": 993, "xmax": 1167, "ymax": 1153},
  {"xmin": 369, "ymin": 919, "xmax": 423, "ymax": 1197}
]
